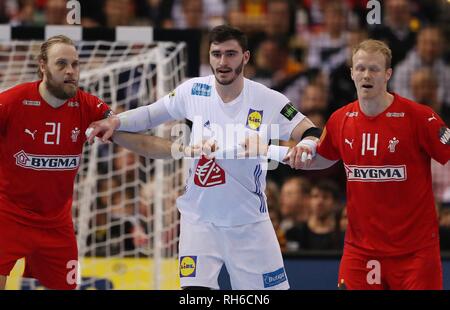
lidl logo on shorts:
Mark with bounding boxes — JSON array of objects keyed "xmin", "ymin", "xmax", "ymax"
[
  {"xmin": 191, "ymin": 83, "xmax": 212, "ymax": 97},
  {"xmin": 180, "ymin": 256, "xmax": 197, "ymax": 277},
  {"xmin": 246, "ymin": 109, "xmax": 263, "ymax": 131},
  {"xmin": 262, "ymin": 267, "xmax": 287, "ymax": 288}
]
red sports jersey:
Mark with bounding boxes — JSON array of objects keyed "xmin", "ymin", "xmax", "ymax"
[
  {"xmin": 0, "ymin": 81, "xmax": 111, "ymax": 228},
  {"xmin": 318, "ymin": 93, "xmax": 450, "ymax": 256}
]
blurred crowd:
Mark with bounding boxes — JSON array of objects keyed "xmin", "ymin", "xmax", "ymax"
[{"xmin": 1, "ymin": 0, "xmax": 449, "ymax": 254}]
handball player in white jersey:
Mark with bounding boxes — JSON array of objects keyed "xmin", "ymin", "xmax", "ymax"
[{"xmin": 86, "ymin": 25, "xmax": 321, "ymax": 290}]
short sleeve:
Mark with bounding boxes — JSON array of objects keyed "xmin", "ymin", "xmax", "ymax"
[
  {"xmin": 416, "ymin": 105, "xmax": 450, "ymax": 165},
  {"xmin": 272, "ymin": 97, "xmax": 305, "ymax": 141},
  {"xmin": 162, "ymin": 81, "xmax": 190, "ymax": 120},
  {"xmin": 0, "ymin": 91, "xmax": 11, "ymax": 135},
  {"xmin": 317, "ymin": 113, "xmax": 341, "ymax": 161}
]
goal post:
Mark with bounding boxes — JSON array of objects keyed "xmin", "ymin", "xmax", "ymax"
[{"xmin": 0, "ymin": 26, "xmax": 191, "ymax": 290}]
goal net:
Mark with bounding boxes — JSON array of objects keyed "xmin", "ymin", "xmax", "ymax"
[{"xmin": 0, "ymin": 40, "xmax": 188, "ymax": 290}]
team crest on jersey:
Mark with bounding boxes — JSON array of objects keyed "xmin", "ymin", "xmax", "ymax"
[
  {"xmin": 246, "ymin": 109, "xmax": 263, "ymax": 131},
  {"xmin": 344, "ymin": 164, "xmax": 407, "ymax": 182},
  {"xmin": 388, "ymin": 137, "xmax": 399, "ymax": 152},
  {"xmin": 194, "ymin": 156, "xmax": 225, "ymax": 187},
  {"xmin": 22, "ymin": 100, "xmax": 40, "ymax": 106},
  {"xmin": 14, "ymin": 150, "xmax": 81, "ymax": 171},
  {"xmin": 71, "ymin": 127, "xmax": 80, "ymax": 143},
  {"xmin": 68, "ymin": 101, "xmax": 79, "ymax": 107},
  {"xmin": 191, "ymin": 83, "xmax": 212, "ymax": 97},
  {"xmin": 440, "ymin": 127, "xmax": 450, "ymax": 145}
]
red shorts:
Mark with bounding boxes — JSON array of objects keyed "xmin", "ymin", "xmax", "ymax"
[
  {"xmin": 0, "ymin": 214, "xmax": 78, "ymax": 290},
  {"xmin": 338, "ymin": 244, "xmax": 443, "ymax": 290}
]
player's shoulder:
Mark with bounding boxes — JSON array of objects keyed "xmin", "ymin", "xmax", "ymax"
[
  {"xmin": 393, "ymin": 93, "xmax": 436, "ymax": 118},
  {"xmin": 245, "ymin": 78, "xmax": 287, "ymax": 100},
  {"xmin": 75, "ymin": 87, "xmax": 104, "ymax": 106},
  {"xmin": 0, "ymin": 80, "xmax": 39, "ymax": 99},
  {"xmin": 328, "ymin": 99, "xmax": 359, "ymax": 122},
  {"xmin": 178, "ymin": 76, "xmax": 214, "ymax": 96}
]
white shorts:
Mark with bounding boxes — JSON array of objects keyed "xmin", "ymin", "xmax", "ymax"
[{"xmin": 178, "ymin": 216, "xmax": 289, "ymax": 290}]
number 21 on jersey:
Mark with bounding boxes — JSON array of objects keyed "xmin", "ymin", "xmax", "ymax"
[
  {"xmin": 44, "ymin": 122, "xmax": 61, "ymax": 145},
  {"xmin": 361, "ymin": 133, "xmax": 378, "ymax": 156}
]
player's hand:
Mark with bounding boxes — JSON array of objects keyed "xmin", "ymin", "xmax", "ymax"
[
  {"xmin": 184, "ymin": 139, "xmax": 218, "ymax": 159},
  {"xmin": 239, "ymin": 134, "xmax": 268, "ymax": 158},
  {"xmin": 85, "ymin": 116, "xmax": 121, "ymax": 144},
  {"xmin": 283, "ymin": 138, "xmax": 318, "ymax": 169}
]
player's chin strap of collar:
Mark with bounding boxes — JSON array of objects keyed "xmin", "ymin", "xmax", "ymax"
[{"xmin": 301, "ymin": 126, "xmax": 322, "ymax": 140}]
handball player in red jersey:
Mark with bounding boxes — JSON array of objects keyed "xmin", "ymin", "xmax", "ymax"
[
  {"xmin": 286, "ymin": 39, "xmax": 450, "ymax": 289},
  {"xmin": 0, "ymin": 35, "xmax": 113, "ymax": 289}
]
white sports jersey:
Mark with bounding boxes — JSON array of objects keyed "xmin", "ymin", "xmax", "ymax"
[{"xmin": 164, "ymin": 75, "xmax": 305, "ymax": 226}]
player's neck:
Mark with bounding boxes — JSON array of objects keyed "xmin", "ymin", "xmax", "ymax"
[
  {"xmin": 39, "ymin": 82, "xmax": 67, "ymax": 108},
  {"xmin": 359, "ymin": 92, "xmax": 394, "ymax": 117},
  {"xmin": 215, "ymin": 76, "xmax": 244, "ymax": 103}
]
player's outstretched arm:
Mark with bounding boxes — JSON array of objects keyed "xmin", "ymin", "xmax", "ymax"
[{"xmin": 112, "ymin": 131, "xmax": 200, "ymax": 159}]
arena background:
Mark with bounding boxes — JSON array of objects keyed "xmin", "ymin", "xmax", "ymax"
[{"xmin": 0, "ymin": 0, "xmax": 449, "ymax": 290}]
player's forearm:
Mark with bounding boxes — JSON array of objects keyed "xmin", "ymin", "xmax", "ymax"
[{"xmin": 112, "ymin": 131, "xmax": 181, "ymax": 159}]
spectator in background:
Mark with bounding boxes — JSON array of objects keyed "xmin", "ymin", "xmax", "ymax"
[
  {"xmin": 298, "ymin": 82, "xmax": 328, "ymax": 115},
  {"xmin": 253, "ymin": 36, "xmax": 305, "ymax": 90},
  {"xmin": 44, "ymin": 0, "xmax": 66, "ymax": 25},
  {"xmin": 134, "ymin": 0, "xmax": 174, "ymax": 28},
  {"xmin": 306, "ymin": 1, "xmax": 349, "ymax": 77},
  {"xmin": 265, "ymin": 0, "xmax": 295, "ymax": 38},
  {"xmin": 279, "ymin": 176, "xmax": 311, "ymax": 237},
  {"xmin": 392, "ymin": 26, "xmax": 450, "ymax": 108},
  {"xmin": 328, "ymin": 28, "xmax": 368, "ymax": 113},
  {"xmin": 369, "ymin": 0, "xmax": 418, "ymax": 69},
  {"xmin": 410, "ymin": 67, "xmax": 448, "ymax": 123},
  {"xmin": 170, "ymin": 0, "xmax": 225, "ymax": 30},
  {"xmin": 103, "ymin": 0, "xmax": 137, "ymax": 27},
  {"xmin": 285, "ymin": 180, "xmax": 343, "ymax": 251}
]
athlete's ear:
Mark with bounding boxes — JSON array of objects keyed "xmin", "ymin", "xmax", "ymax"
[
  {"xmin": 243, "ymin": 50, "xmax": 250, "ymax": 65},
  {"xmin": 39, "ymin": 59, "xmax": 46, "ymax": 78},
  {"xmin": 385, "ymin": 68, "xmax": 393, "ymax": 82}
]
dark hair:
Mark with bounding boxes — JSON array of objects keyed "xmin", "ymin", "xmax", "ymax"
[
  {"xmin": 37, "ymin": 35, "xmax": 76, "ymax": 78},
  {"xmin": 311, "ymin": 180, "xmax": 341, "ymax": 202},
  {"xmin": 208, "ymin": 24, "xmax": 248, "ymax": 52}
]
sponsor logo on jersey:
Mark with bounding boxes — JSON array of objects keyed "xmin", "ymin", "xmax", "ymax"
[
  {"xmin": 191, "ymin": 83, "xmax": 212, "ymax": 97},
  {"xmin": 344, "ymin": 138, "xmax": 354, "ymax": 149},
  {"xmin": 386, "ymin": 112, "xmax": 405, "ymax": 118},
  {"xmin": 71, "ymin": 127, "xmax": 80, "ymax": 143},
  {"xmin": 194, "ymin": 155, "xmax": 226, "ymax": 187},
  {"xmin": 68, "ymin": 101, "xmax": 79, "ymax": 107},
  {"xmin": 169, "ymin": 90, "xmax": 176, "ymax": 98},
  {"xmin": 22, "ymin": 100, "xmax": 40, "ymax": 106},
  {"xmin": 428, "ymin": 114, "xmax": 437, "ymax": 122},
  {"xmin": 14, "ymin": 150, "xmax": 81, "ymax": 171},
  {"xmin": 203, "ymin": 120, "xmax": 211, "ymax": 130},
  {"xmin": 263, "ymin": 267, "xmax": 287, "ymax": 288},
  {"xmin": 24, "ymin": 129, "xmax": 37, "ymax": 140},
  {"xmin": 345, "ymin": 112, "xmax": 358, "ymax": 117},
  {"xmin": 179, "ymin": 256, "xmax": 197, "ymax": 278},
  {"xmin": 440, "ymin": 127, "xmax": 450, "ymax": 145},
  {"xmin": 246, "ymin": 109, "xmax": 263, "ymax": 131},
  {"xmin": 344, "ymin": 164, "xmax": 407, "ymax": 182},
  {"xmin": 280, "ymin": 103, "xmax": 298, "ymax": 121}
]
